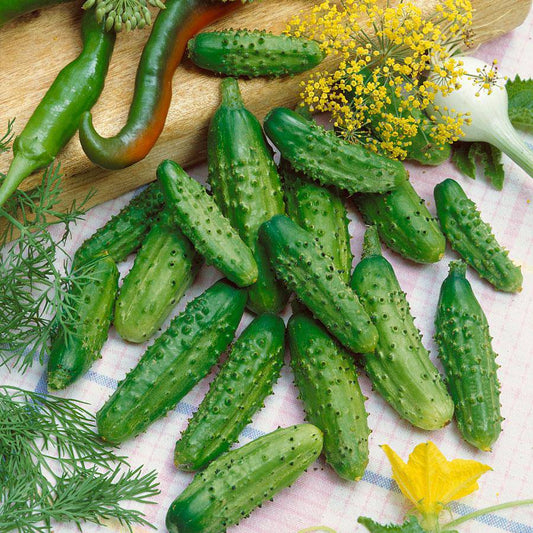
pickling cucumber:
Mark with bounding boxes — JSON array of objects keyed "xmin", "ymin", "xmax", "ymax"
[
  {"xmin": 48, "ymin": 254, "xmax": 119, "ymax": 390},
  {"xmin": 259, "ymin": 215, "xmax": 378, "ymax": 354},
  {"xmin": 73, "ymin": 183, "xmax": 165, "ymax": 268},
  {"xmin": 354, "ymin": 179, "xmax": 446, "ymax": 263},
  {"xmin": 96, "ymin": 280, "xmax": 246, "ymax": 444},
  {"xmin": 174, "ymin": 313, "xmax": 285, "ymax": 471},
  {"xmin": 434, "ymin": 178, "xmax": 522, "ymax": 292},
  {"xmin": 351, "ymin": 226, "xmax": 454, "ymax": 430},
  {"xmin": 263, "ymin": 107, "xmax": 407, "ymax": 194},
  {"xmin": 208, "ymin": 77, "xmax": 289, "ymax": 313},
  {"xmin": 166, "ymin": 424, "xmax": 323, "ymax": 533},
  {"xmin": 157, "ymin": 159, "xmax": 258, "ymax": 287},
  {"xmin": 188, "ymin": 29, "xmax": 324, "ymax": 77},
  {"xmin": 114, "ymin": 211, "xmax": 202, "ymax": 343},
  {"xmin": 435, "ymin": 261, "xmax": 502, "ymax": 451},
  {"xmin": 288, "ymin": 312, "xmax": 370, "ymax": 481}
]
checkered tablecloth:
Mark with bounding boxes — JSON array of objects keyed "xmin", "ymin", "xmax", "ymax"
[{"xmin": 2, "ymin": 8, "xmax": 533, "ymax": 533}]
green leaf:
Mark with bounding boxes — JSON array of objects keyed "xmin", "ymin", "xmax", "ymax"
[
  {"xmin": 451, "ymin": 142, "xmax": 476, "ymax": 179},
  {"xmin": 357, "ymin": 516, "xmax": 428, "ymax": 532},
  {"xmin": 451, "ymin": 142, "xmax": 504, "ymax": 190},
  {"xmin": 506, "ymin": 75, "xmax": 533, "ymax": 132}
]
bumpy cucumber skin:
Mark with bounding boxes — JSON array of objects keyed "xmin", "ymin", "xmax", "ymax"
[
  {"xmin": 114, "ymin": 213, "xmax": 202, "ymax": 343},
  {"xmin": 157, "ymin": 159, "xmax": 258, "ymax": 288},
  {"xmin": 166, "ymin": 424, "xmax": 323, "ymax": 533},
  {"xmin": 188, "ymin": 29, "xmax": 325, "ymax": 77},
  {"xmin": 434, "ymin": 178, "xmax": 522, "ymax": 292},
  {"xmin": 208, "ymin": 78, "xmax": 289, "ymax": 313},
  {"xmin": 436, "ymin": 261, "xmax": 502, "ymax": 451},
  {"xmin": 73, "ymin": 183, "xmax": 164, "ymax": 268},
  {"xmin": 351, "ymin": 229, "xmax": 454, "ymax": 430},
  {"xmin": 281, "ymin": 160, "xmax": 353, "ymax": 283},
  {"xmin": 264, "ymin": 107, "xmax": 407, "ymax": 194},
  {"xmin": 48, "ymin": 255, "xmax": 119, "ymax": 390},
  {"xmin": 174, "ymin": 313, "xmax": 285, "ymax": 471},
  {"xmin": 259, "ymin": 215, "xmax": 378, "ymax": 354},
  {"xmin": 96, "ymin": 281, "xmax": 246, "ymax": 444},
  {"xmin": 354, "ymin": 179, "xmax": 445, "ymax": 264},
  {"xmin": 288, "ymin": 313, "xmax": 370, "ymax": 481}
]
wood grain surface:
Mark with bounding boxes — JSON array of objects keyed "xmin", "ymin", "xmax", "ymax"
[{"xmin": 0, "ymin": 0, "xmax": 531, "ymax": 212}]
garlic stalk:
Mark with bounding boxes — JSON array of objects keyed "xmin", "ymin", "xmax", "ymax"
[{"xmin": 431, "ymin": 56, "xmax": 533, "ymax": 178}]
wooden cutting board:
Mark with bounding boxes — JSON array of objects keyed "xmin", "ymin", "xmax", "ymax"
[{"xmin": 0, "ymin": 0, "xmax": 530, "ymax": 212}]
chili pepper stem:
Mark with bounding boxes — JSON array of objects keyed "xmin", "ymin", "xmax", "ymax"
[{"xmin": 0, "ymin": 154, "xmax": 40, "ymax": 209}]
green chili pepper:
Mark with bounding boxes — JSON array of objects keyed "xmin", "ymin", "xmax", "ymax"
[
  {"xmin": 0, "ymin": 0, "xmax": 73, "ymax": 27},
  {"xmin": 0, "ymin": 10, "xmax": 115, "ymax": 209},
  {"xmin": 79, "ymin": 0, "xmax": 239, "ymax": 170}
]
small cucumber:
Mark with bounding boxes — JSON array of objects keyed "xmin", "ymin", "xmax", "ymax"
[
  {"xmin": 73, "ymin": 183, "xmax": 164, "ymax": 268},
  {"xmin": 166, "ymin": 424, "xmax": 323, "ymax": 533},
  {"xmin": 288, "ymin": 313, "xmax": 370, "ymax": 481},
  {"xmin": 263, "ymin": 107, "xmax": 407, "ymax": 194},
  {"xmin": 208, "ymin": 78, "xmax": 289, "ymax": 313},
  {"xmin": 114, "ymin": 211, "xmax": 202, "ymax": 343},
  {"xmin": 281, "ymin": 160, "xmax": 353, "ymax": 283},
  {"xmin": 97, "ymin": 280, "xmax": 246, "ymax": 444},
  {"xmin": 157, "ymin": 159, "xmax": 258, "ymax": 288},
  {"xmin": 354, "ymin": 179, "xmax": 446, "ymax": 263},
  {"xmin": 434, "ymin": 178, "xmax": 522, "ymax": 292},
  {"xmin": 351, "ymin": 226, "xmax": 454, "ymax": 430},
  {"xmin": 48, "ymin": 255, "xmax": 119, "ymax": 390},
  {"xmin": 174, "ymin": 313, "xmax": 285, "ymax": 471},
  {"xmin": 188, "ymin": 29, "xmax": 325, "ymax": 77},
  {"xmin": 435, "ymin": 261, "xmax": 502, "ymax": 451},
  {"xmin": 259, "ymin": 215, "xmax": 378, "ymax": 354}
]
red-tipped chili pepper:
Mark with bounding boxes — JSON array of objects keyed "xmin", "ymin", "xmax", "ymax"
[
  {"xmin": 79, "ymin": 0, "xmax": 240, "ymax": 170},
  {"xmin": 0, "ymin": 0, "xmax": 73, "ymax": 27},
  {"xmin": 0, "ymin": 10, "xmax": 115, "ymax": 209}
]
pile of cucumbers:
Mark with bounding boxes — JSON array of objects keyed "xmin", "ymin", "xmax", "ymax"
[{"xmin": 48, "ymin": 68, "xmax": 521, "ymax": 531}]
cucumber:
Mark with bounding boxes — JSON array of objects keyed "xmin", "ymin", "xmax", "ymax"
[
  {"xmin": 208, "ymin": 78, "xmax": 289, "ymax": 313},
  {"xmin": 259, "ymin": 215, "xmax": 378, "ymax": 354},
  {"xmin": 48, "ymin": 254, "xmax": 119, "ymax": 390},
  {"xmin": 434, "ymin": 178, "xmax": 522, "ymax": 292},
  {"xmin": 263, "ymin": 107, "xmax": 407, "ymax": 194},
  {"xmin": 281, "ymin": 160, "xmax": 353, "ymax": 283},
  {"xmin": 166, "ymin": 424, "xmax": 323, "ymax": 533},
  {"xmin": 288, "ymin": 312, "xmax": 370, "ymax": 481},
  {"xmin": 157, "ymin": 159, "xmax": 258, "ymax": 288},
  {"xmin": 114, "ymin": 211, "xmax": 202, "ymax": 343},
  {"xmin": 188, "ymin": 29, "xmax": 325, "ymax": 77},
  {"xmin": 73, "ymin": 183, "xmax": 164, "ymax": 268},
  {"xmin": 174, "ymin": 313, "xmax": 285, "ymax": 471},
  {"xmin": 96, "ymin": 280, "xmax": 246, "ymax": 444},
  {"xmin": 351, "ymin": 226, "xmax": 454, "ymax": 430},
  {"xmin": 435, "ymin": 261, "xmax": 502, "ymax": 451},
  {"xmin": 353, "ymin": 179, "xmax": 446, "ymax": 263}
]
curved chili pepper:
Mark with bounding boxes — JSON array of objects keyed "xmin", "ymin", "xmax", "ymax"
[
  {"xmin": 0, "ymin": 10, "xmax": 115, "ymax": 209},
  {"xmin": 79, "ymin": 0, "xmax": 239, "ymax": 170},
  {"xmin": 0, "ymin": 0, "xmax": 73, "ymax": 27}
]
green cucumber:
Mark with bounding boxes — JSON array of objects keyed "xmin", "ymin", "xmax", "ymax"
[
  {"xmin": 435, "ymin": 261, "xmax": 502, "ymax": 451},
  {"xmin": 166, "ymin": 424, "xmax": 323, "ymax": 533},
  {"xmin": 354, "ymin": 179, "xmax": 446, "ymax": 263},
  {"xmin": 48, "ymin": 254, "xmax": 119, "ymax": 390},
  {"xmin": 174, "ymin": 313, "xmax": 285, "ymax": 471},
  {"xmin": 434, "ymin": 178, "xmax": 522, "ymax": 292},
  {"xmin": 281, "ymin": 160, "xmax": 353, "ymax": 283},
  {"xmin": 208, "ymin": 78, "xmax": 289, "ymax": 313},
  {"xmin": 259, "ymin": 215, "xmax": 378, "ymax": 354},
  {"xmin": 157, "ymin": 159, "xmax": 258, "ymax": 288},
  {"xmin": 96, "ymin": 280, "xmax": 246, "ymax": 444},
  {"xmin": 73, "ymin": 183, "xmax": 165, "ymax": 268},
  {"xmin": 114, "ymin": 211, "xmax": 202, "ymax": 343},
  {"xmin": 188, "ymin": 29, "xmax": 325, "ymax": 77},
  {"xmin": 263, "ymin": 107, "xmax": 407, "ymax": 194},
  {"xmin": 288, "ymin": 312, "xmax": 369, "ymax": 481},
  {"xmin": 351, "ymin": 226, "xmax": 454, "ymax": 430}
]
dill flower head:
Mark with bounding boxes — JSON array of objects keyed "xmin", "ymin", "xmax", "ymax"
[{"xmin": 287, "ymin": 0, "xmax": 474, "ymax": 159}]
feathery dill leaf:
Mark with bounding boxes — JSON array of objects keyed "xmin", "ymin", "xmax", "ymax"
[{"xmin": 0, "ymin": 386, "xmax": 160, "ymax": 533}]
